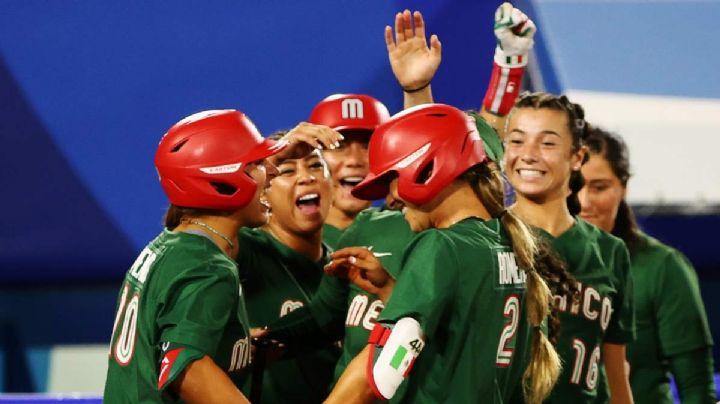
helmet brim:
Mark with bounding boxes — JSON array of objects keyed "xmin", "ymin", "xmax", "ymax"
[
  {"xmin": 351, "ymin": 171, "xmax": 392, "ymax": 201},
  {"xmin": 243, "ymin": 137, "xmax": 288, "ymax": 163}
]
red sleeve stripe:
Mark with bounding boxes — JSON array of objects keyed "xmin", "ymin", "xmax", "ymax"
[
  {"xmin": 158, "ymin": 347, "xmax": 185, "ymax": 390},
  {"xmin": 366, "ymin": 344, "xmax": 386, "ymax": 400}
]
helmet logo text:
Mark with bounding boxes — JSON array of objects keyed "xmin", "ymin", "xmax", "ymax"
[
  {"xmin": 341, "ymin": 99, "xmax": 364, "ymax": 119},
  {"xmin": 199, "ymin": 163, "xmax": 242, "ymax": 174}
]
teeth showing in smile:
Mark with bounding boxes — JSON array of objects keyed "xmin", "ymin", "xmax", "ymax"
[
  {"xmin": 339, "ymin": 176, "xmax": 364, "ymax": 187},
  {"xmin": 298, "ymin": 193, "xmax": 319, "ymax": 202},
  {"xmin": 518, "ymin": 169, "xmax": 543, "ymax": 178}
]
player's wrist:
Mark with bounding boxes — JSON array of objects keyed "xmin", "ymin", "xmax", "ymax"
[
  {"xmin": 482, "ymin": 60, "xmax": 525, "ymax": 116},
  {"xmin": 493, "ymin": 46, "xmax": 528, "ymax": 68}
]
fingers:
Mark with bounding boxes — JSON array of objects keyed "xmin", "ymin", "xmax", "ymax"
[
  {"xmin": 430, "ymin": 34, "xmax": 441, "ymax": 58},
  {"xmin": 394, "ymin": 12, "xmax": 404, "ymax": 43},
  {"xmin": 384, "ymin": 25, "xmax": 395, "ymax": 52},
  {"xmin": 413, "ymin": 11, "xmax": 427, "ymax": 44},
  {"xmin": 402, "ymin": 10, "xmax": 413, "ymax": 42},
  {"xmin": 284, "ymin": 122, "xmax": 343, "ymax": 151},
  {"xmin": 331, "ymin": 246, "xmax": 373, "ymax": 260},
  {"xmin": 250, "ymin": 327, "xmax": 268, "ymax": 338}
]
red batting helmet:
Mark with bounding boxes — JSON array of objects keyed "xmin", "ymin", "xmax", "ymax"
[
  {"xmin": 308, "ymin": 94, "xmax": 390, "ymax": 133},
  {"xmin": 155, "ymin": 109, "xmax": 286, "ymax": 210},
  {"xmin": 352, "ymin": 104, "xmax": 488, "ymax": 205}
]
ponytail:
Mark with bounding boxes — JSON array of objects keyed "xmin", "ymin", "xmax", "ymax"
[{"xmin": 463, "ymin": 164, "xmax": 576, "ymax": 403}]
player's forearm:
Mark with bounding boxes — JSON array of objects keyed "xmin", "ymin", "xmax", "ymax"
[
  {"xmin": 602, "ymin": 343, "xmax": 634, "ymax": 404},
  {"xmin": 669, "ymin": 347, "xmax": 717, "ymax": 404},
  {"xmin": 174, "ymin": 355, "xmax": 249, "ymax": 404},
  {"xmin": 477, "ymin": 107, "xmax": 508, "ymax": 136},
  {"xmin": 325, "ymin": 346, "xmax": 375, "ymax": 404},
  {"xmin": 403, "ymin": 85, "xmax": 433, "ymax": 109}
]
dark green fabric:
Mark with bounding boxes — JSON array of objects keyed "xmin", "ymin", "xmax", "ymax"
[
  {"xmin": 378, "ymin": 219, "xmax": 531, "ymax": 403},
  {"xmin": 322, "ymin": 223, "xmax": 344, "ymax": 250},
  {"xmin": 104, "ymin": 230, "xmax": 250, "ymax": 403},
  {"xmin": 626, "ymin": 232, "xmax": 714, "ymax": 404},
  {"xmin": 236, "ymin": 227, "xmax": 339, "ymax": 404},
  {"xmin": 467, "ymin": 111, "xmax": 504, "ymax": 163},
  {"xmin": 542, "ymin": 219, "xmax": 635, "ymax": 404}
]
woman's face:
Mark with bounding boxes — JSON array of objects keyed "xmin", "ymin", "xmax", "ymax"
[
  {"xmin": 389, "ymin": 178, "xmax": 431, "ymax": 233},
  {"xmin": 322, "ymin": 138, "xmax": 372, "ymax": 216},
  {"xmin": 504, "ymin": 108, "xmax": 585, "ymax": 203},
  {"xmin": 239, "ymin": 160, "xmax": 277, "ymax": 228},
  {"xmin": 265, "ymin": 150, "xmax": 332, "ymax": 235},
  {"xmin": 578, "ymin": 153, "xmax": 626, "ymax": 233}
]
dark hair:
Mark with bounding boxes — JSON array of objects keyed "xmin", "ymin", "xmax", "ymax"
[
  {"xmin": 513, "ymin": 92, "xmax": 589, "ymax": 215},
  {"xmin": 163, "ymin": 205, "xmax": 233, "ymax": 230},
  {"xmin": 267, "ymin": 130, "xmax": 288, "ymax": 141},
  {"xmin": 461, "ymin": 164, "xmax": 577, "ymax": 403},
  {"xmin": 584, "ymin": 126, "xmax": 642, "ymax": 252}
]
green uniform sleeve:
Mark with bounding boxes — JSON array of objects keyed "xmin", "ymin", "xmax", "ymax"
[
  {"xmin": 668, "ymin": 347, "xmax": 717, "ymax": 404},
  {"xmin": 157, "ymin": 264, "xmax": 238, "ymax": 355},
  {"xmin": 265, "ymin": 273, "xmax": 347, "ymax": 345},
  {"xmin": 656, "ymin": 249, "xmax": 713, "ymax": 356},
  {"xmin": 603, "ymin": 242, "xmax": 636, "ymax": 344},
  {"xmin": 378, "ymin": 230, "xmax": 457, "ymax": 339}
]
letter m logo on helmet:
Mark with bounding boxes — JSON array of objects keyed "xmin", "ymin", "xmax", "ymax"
[
  {"xmin": 308, "ymin": 94, "xmax": 390, "ymax": 133},
  {"xmin": 341, "ymin": 98, "xmax": 364, "ymax": 119}
]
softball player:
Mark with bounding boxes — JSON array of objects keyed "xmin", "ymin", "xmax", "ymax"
[
  {"xmin": 103, "ymin": 110, "xmax": 340, "ymax": 403},
  {"xmin": 578, "ymin": 127, "xmax": 716, "ymax": 403},
  {"xmin": 307, "ymin": 94, "xmax": 391, "ymax": 249},
  {"xmin": 325, "ymin": 103, "xmax": 573, "ymax": 404},
  {"xmin": 503, "ymin": 93, "xmax": 636, "ymax": 403},
  {"xmin": 235, "ymin": 132, "xmax": 341, "ymax": 403}
]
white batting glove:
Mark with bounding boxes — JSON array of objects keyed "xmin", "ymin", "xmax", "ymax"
[{"xmin": 493, "ymin": 2, "xmax": 536, "ymax": 68}]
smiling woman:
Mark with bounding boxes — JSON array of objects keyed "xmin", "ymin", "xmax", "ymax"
[
  {"xmin": 234, "ymin": 130, "xmax": 341, "ymax": 403},
  {"xmin": 578, "ymin": 127, "xmax": 716, "ymax": 404},
  {"xmin": 504, "ymin": 92, "xmax": 636, "ymax": 404}
]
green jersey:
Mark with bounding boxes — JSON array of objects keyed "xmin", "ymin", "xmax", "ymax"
[
  {"xmin": 323, "ymin": 223, "xmax": 344, "ymax": 250},
  {"xmin": 543, "ymin": 219, "xmax": 635, "ymax": 404},
  {"xmin": 104, "ymin": 230, "xmax": 251, "ymax": 403},
  {"xmin": 378, "ymin": 218, "xmax": 532, "ymax": 403},
  {"xmin": 236, "ymin": 227, "xmax": 339, "ymax": 403},
  {"xmin": 626, "ymin": 232, "xmax": 714, "ymax": 404},
  {"xmin": 317, "ymin": 208, "xmax": 415, "ymax": 383}
]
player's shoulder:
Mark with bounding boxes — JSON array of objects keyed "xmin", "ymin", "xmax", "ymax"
[
  {"xmin": 354, "ymin": 207, "xmax": 406, "ymax": 225},
  {"xmin": 576, "ymin": 218, "xmax": 626, "ymax": 252},
  {"xmin": 634, "ymin": 232, "xmax": 693, "ymax": 273},
  {"xmin": 151, "ymin": 230, "xmax": 238, "ymax": 282}
]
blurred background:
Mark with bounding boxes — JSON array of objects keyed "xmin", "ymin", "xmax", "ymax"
[{"xmin": 1, "ymin": 0, "xmax": 718, "ymax": 397}]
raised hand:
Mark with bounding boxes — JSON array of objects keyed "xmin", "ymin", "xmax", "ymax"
[
  {"xmin": 385, "ymin": 10, "xmax": 442, "ymax": 91},
  {"xmin": 276, "ymin": 122, "xmax": 343, "ymax": 160},
  {"xmin": 493, "ymin": 2, "xmax": 536, "ymax": 67},
  {"xmin": 324, "ymin": 247, "xmax": 395, "ymax": 302}
]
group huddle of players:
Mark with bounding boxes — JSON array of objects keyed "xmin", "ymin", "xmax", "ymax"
[{"xmin": 102, "ymin": 3, "xmax": 716, "ymax": 403}]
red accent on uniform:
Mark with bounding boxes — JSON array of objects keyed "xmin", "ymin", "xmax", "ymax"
[
  {"xmin": 308, "ymin": 94, "xmax": 390, "ymax": 133},
  {"xmin": 158, "ymin": 347, "xmax": 185, "ymax": 390},
  {"xmin": 155, "ymin": 109, "xmax": 286, "ymax": 210},
  {"xmin": 482, "ymin": 63, "xmax": 525, "ymax": 116},
  {"xmin": 353, "ymin": 104, "xmax": 488, "ymax": 205},
  {"xmin": 379, "ymin": 329, "xmax": 391, "ymax": 346},
  {"xmin": 403, "ymin": 356, "xmax": 418, "ymax": 377},
  {"xmin": 366, "ymin": 344, "xmax": 386, "ymax": 400},
  {"xmin": 368, "ymin": 323, "xmax": 386, "ymax": 344}
]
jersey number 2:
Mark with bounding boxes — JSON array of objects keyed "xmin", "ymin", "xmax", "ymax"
[{"xmin": 496, "ymin": 294, "xmax": 520, "ymax": 367}]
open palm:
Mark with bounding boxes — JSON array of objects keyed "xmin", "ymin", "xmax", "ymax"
[{"xmin": 385, "ymin": 10, "xmax": 442, "ymax": 90}]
